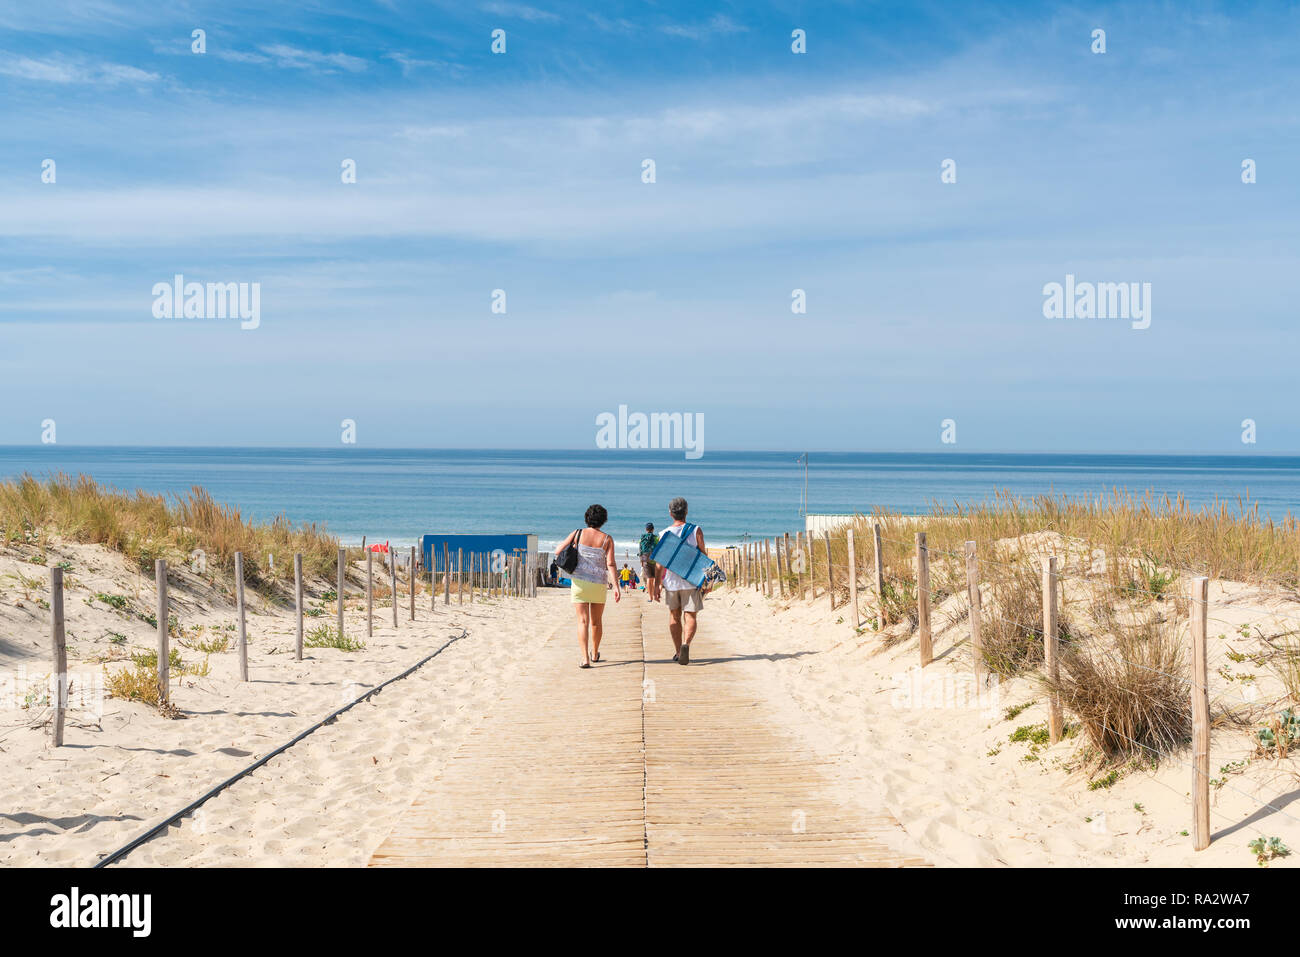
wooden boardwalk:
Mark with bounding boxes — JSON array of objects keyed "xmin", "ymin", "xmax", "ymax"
[{"xmin": 369, "ymin": 593, "xmax": 926, "ymax": 867}]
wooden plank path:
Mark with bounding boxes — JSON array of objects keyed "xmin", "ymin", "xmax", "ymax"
[{"xmin": 370, "ymin": 593, "xmax": 926, "ymax": 867}]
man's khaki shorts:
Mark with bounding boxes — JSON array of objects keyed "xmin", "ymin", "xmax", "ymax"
[{"xmin": 665, "ymin": 587, "xmax": 703, "ymax": 613}]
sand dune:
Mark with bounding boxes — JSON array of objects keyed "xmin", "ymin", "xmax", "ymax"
[{"xmin": 4, "ymin": 533, "xmax": 1298, "ymax": 867}]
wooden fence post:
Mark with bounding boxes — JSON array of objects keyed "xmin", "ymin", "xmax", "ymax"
[
  {"xmin": 846, "ymin": 529, "xmax": 859, "ymax": 629},
  {"xmin": 337, "ymin": 547, "xmax": 346, "ymax": 644},
  {"xmin": 965, "ymin": 541, "xmax": 981, "ymax": 686},
  {"xmin": 49, "ymin": 566, "xmax": 67, "ymax": 747},
  {"xmin": 390, "ymin": 555, "xmax": 398, "ymax": 628},
  {"xmin": 457, "ymin": 548, "xmax": 464, "ymax": 605},
  {"xmin": 806, "ymin": 532, "xmax": 816, "ymax": 597},
  {"xmin": 155, "ymin": 558, "xmax": 169, "ymax": 706},
  {"xmin": 1043, "ymin": 556, "xmax": 1061, "ymax": 743},
  {"xmin": 1190, "ymin": 575, "xmax": 1211, "ymax": 850},
  {"xmin": 410, "ymin": 545, "xmax": 416, "ymax": 621},
  {"xmin": 294, "ymin": 553, "xmax": 304, "ymax": 661},
  {"xmin": 775, "ymin": 537, "xmax": 786, "ymax": 598},
  {"xmin": 443, "ymin": 543, "xmax": 450, "ymax": 605},
  {"xmin": 366, "ymin": 549, "xmax": 374, "ymax": 637},
  {"xmin": 916, "ymin": 532, "xmax": 932, "ymax": 666},
  {"xmin": 873, "ymin": 522, "xmax": 885, "ymax": 629},
  {"xmin": 823, "ymin": 531, "xmax": 834, "ymax": 610},
  {"xmin": 235, "ymin": 551, "xmax": 248, "ymax": 682},
  {"xmin": 760, "ymin": 540, "xmax": 769, "ymax": 597},
  {"xmin": 796, "ymin": 531, "xmax": 807, "ymax": 599}
]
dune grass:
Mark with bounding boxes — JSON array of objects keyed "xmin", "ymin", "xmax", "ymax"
[
  {"xmin": 304, "ymin": 624, "xmax": 364, "ymax": 652},
  {"xmin": 0, "ymin": 472, "xmax": 341, "ymax": 592},
  {"xmin": 867, "ymin": 490, "xmax": 1300, "ymax": 591},
  {"xmin": 758, "ymin": 490, "xmax": 1300, "ymax": 766}
]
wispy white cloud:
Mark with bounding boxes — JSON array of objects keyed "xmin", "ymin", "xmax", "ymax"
[
  {"xmin": 213, "ymin": 49, "xmax": 272, "ymax": 65},
  {"xmin": 660, "ymin": 14, "xmax": 747, "ymax": 40},
  {"xmin": 384, "ymin": 52, "xmax": 463, "ymax": 77},
  {"xmin": 395, "ymin": 123, "xmax": 468, "ymax": 140},
  {"xmin": 257, "ymin": 43, "xmax": 367, "ymax": 73},
  {"xmin": 0, "ymin": 0, "xmax": 137, "ymax": 34},
  {"xmin": 0, "ymin": 52, "xmax": 160, "ymax": 84},
  {"xmin": 586, "ymin": 12, "xmax": 636, "ymax": 33},
  {"xmin": 481, "ymin": 2, "xmax": 560, "ymax": 22},
  {"xmin": 213, "ymin": 44, "xmax": 367, "ymax": 73}
]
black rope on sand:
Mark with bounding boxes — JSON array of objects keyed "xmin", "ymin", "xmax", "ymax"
[{"xmin": 92, "ymin": 627, "xmax": 470, "ymax": 868}]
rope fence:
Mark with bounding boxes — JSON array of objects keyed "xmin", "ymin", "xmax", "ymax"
[{"xmin": 10, "ymin": 539, "xmax": 540, "ymax": 748}]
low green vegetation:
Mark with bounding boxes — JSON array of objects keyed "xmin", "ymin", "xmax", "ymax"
[
  {"xmin": 1248, "ymin": 836, "xmax": 1290, "ymax": 866},
  {"xmin": 305, "ymin": 624, "xmax": 364, "ymax": 652}
]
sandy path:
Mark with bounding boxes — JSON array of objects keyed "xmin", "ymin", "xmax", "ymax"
[{"xmin": 371, "ymin": 592, "xmax": 928, "ymax": 866}]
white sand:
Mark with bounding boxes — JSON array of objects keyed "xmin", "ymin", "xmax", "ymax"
[
  {"xmin": 4, "ymin": 534, "xmax": 1298, "ymax": 867},
  {"xmin": 1, "ymin": 538, "xmax": 561, "ymax": 867},
  {"xmin": 711, "ymin": 566, "xmax": 1300, "ymax": 867}
]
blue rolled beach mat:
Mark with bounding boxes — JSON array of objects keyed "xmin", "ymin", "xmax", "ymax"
[{"xmin": 649, "ymin": 523, "xmax": 725, "ymax": 588}]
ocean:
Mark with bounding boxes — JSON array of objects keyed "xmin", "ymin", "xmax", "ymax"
[{"xmin": 2, "ymin": 447, "xmax": 1298, "ymax": 554}]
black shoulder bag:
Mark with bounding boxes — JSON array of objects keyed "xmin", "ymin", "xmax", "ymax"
[{"xmin": 556, "ymin": 527, "xmax": 584, "ymax": 573}]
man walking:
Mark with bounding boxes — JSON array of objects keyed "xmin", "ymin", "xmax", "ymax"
[
  {"xmin": 638, "ymin": 522, "xmax": 660, "ymax": 602},
  {"xmin": 655, "ymin": 498, "xmax": 705, "ymax": 664}
]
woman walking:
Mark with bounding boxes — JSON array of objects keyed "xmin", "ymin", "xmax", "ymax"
[{"xmin": 555, "ymin": 504, "xmax": 620, "ymax": 668}]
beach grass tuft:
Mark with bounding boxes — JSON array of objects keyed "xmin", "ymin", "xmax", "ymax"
[
  {"xmin": 305, "ymin": 624, "xmax": 364, "ymax": 652},
  {"xmin": 105, "ymin": 665, "xmax": 161, "ymax": 706}
]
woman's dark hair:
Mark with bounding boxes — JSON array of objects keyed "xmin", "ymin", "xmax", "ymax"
[
  {"xmin": 585, "ymin": 504, "xmax": 608, "ymax": 528},
  {"xmin": 669, "ymin": 497, "xmax": 688, "ymax": 521}
]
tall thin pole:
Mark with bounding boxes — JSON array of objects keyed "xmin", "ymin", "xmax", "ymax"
[
  {"xmin": 235, "ymin": 552, "xmax": 248, "ymax": 682},
  {"xmin": 155, "ymin": 559, "xmax": 169, "ymax": 706},
  {"xmin": 337, "ymin": 547, "xmax": 346, "ymax": 644},
  {"xmin": 294, "ymin": 553, "xmax": 304, "ymax": 661},
  {"xmin": 1043, "ymin": 556, "xmax": 1061, "ymax": 743},
  {"xmin": 1190, "ymin": 576, "xmax": 1211, "ymax": 850},
  {"xmin": 50, "ymin": 566, "xmax": 67, "ymax": 746}
]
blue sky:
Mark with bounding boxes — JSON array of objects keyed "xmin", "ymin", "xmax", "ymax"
[{"xmin": 1, "ymin": 0, "xmax": 1298, "ymax": 452}]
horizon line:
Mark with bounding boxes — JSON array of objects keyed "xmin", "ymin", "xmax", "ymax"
[{"xmin": 3, "ymin": 445, "xmax": 1300, "ymax": 458}]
